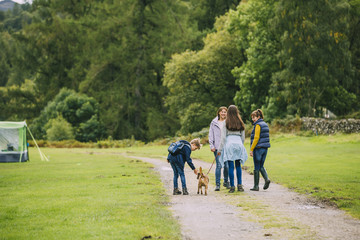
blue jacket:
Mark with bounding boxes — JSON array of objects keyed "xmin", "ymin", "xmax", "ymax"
[
  {"xmin": 250, "ymin": 119, "xmax": 270, "ymax": 149},
  {"xmin": 167, "ymin": 140, "xmax": 196, "ymax": 170}
]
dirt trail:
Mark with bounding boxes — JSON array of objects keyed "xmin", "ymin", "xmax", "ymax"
[{"xmin": 128, "ymin": 155, "xmax": 360, "ymax": 240}]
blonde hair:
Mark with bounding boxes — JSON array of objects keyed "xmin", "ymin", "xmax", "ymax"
[{"xmin": 190, "ymin": 138, "xmax": 202, "ymax": 149}]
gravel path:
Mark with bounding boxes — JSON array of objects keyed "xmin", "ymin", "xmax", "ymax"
[{"xmin": 127, "ymin": 155, "xmax": 360, "ymax": 240}]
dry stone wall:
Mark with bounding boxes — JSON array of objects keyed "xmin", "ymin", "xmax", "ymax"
[{"xmin": 301, "ymin": 117, "xmax": 360, "ymax": 135}]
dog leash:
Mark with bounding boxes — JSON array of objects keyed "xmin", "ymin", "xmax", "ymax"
[{"xmin": 206, "ymin": 157, "xmax": 216, "ymax": 175}]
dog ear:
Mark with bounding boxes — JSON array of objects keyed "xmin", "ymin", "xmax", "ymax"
[
  {"xmin": 199, "ymin": 167, "xmax": 203, "ymax": 174},
  {"xmin": 197, "ymin": 172, "xmax": 200, "ymax": 179}
]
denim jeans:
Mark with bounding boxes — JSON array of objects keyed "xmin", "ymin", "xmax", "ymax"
[
  {"xmin": 227, "ymin": 160, "xmax": 242, "ymax": 187},
  {"xmin": 170, "ymin": 161, "xmax": 186, "ymax": 189},
  {"xmin": 253, "ymin": 148, "xmax": 268, "ymax": 171},
  {"xmin": 214, "ymin": 151, "xmax": 221, "ymax": 186},
  {"xmin": 223, "ymin": 160, "xmax": 229, "ymax": 183}
]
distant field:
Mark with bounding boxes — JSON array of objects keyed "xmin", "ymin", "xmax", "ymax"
[{"xmin": 0, "ymin": 149, "xmax": 181, "ymax": 240}]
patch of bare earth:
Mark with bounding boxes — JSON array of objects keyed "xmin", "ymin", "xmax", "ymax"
[{"xmin": 128, "ymin": 155, "xmax": 360, "ymax": 240}]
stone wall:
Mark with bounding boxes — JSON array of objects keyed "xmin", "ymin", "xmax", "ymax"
[{"xmin": 301, "ymin": 117, "xmax": 360, "ymax": 135}]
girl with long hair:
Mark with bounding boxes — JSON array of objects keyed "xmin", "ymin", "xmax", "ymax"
[{"xmin": 217, "ymin": 105, "xmax": 248, "ymax": 193}]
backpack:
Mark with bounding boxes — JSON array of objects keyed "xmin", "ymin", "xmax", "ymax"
[{"xmin": 168, "ymin": 141, "xmax": 190, "ymax": 155}]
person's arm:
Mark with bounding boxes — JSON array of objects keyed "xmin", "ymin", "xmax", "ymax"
[
  {"xmin": 240, "ymin": 129, "xmax": 245, "ymax": 145},
  {"xmin": 209, "ymin": 123, "xmax": 215, "ymax": 151},
  {"xmin": 250, "ymin": 125, "xmax": 261, "ymax": 151},
  {"xmin": 183, "ymin": 145, "xmax": 196, "ymax": 170},
  {"xmin": 217, "ymin": 124, "xmax": 226, "ymax": 154}
]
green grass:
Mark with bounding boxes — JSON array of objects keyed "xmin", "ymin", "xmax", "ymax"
[
  {"xmin": 195, "ymin": 133, "xmax": 360, "ymax": 219},
  {"xmin": 1, "ymin": 133, "xmax": 359, "ymax": 239},
  {"xmin": 0, "ymin": 149, "xmax": 181, "ymax": 240},
  {"xmin": 98, "ymin": 133, "xmax": 360, "ymax": 219},
  {"xmin": 263, "ymin": 133, "xmax": 360, "ymax": 219}
]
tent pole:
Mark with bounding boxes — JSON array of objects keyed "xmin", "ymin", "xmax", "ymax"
[{"xmin": 26, "ymin": 126, "xmax": 49, "ymax": 162}]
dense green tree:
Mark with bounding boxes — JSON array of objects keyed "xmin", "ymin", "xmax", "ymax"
[
  {"xmin": 19, "ymin": 6, "xmax": 83, "ymax": 100},
  {"xmin": 229, "ymin": 0, "xmax": 279, "ymax": 120},
  {"xmin": 348, "ymin": 0, "xmax": 360, "ymax": 100},
  {"xmin": 0, "ymin": 34, "xmax": 11, "ymax": 86},
  {"xmin": 31, "ymin": 88, "xmax": 105, "ymax": 142},
  {"xmin": 0, "ymin": 3, "xmax": 32, "ymax": 87},
  {"xmin": 271, "ymin": 0, "xmax": 355, "ymax": 117},
  {"xmin": 190, "ymin": 0, "xmax": 241, "ymax": 31},
  {"xmin": 78, "ymin": 0, "xmax": 199, "ymax": 140},
  {"xmin": 0, "ymin": 80, "xmax": 40, "ymax": 121},
  {"xmin": 163, "ymin": 15, "xmax": 243, "ymax": 134}
]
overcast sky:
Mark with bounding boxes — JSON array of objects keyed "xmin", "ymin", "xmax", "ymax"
[{"xmin": 2, "ymin": 0, "xmax": 33, "ymax": 4}]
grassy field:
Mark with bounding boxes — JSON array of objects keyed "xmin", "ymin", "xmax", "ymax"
[
  {"xmin": 0, "ymin": 149, "xmax": 181, "ymax": 240},
  {"xmin": 1, "ymin": 133, "xmax": 359, "ymax": 239},
  {"xmin": 98, "ymin": 133, "xmax": 360, "ymax": 219},
  {"xmin": 265, "ymin": 133, "xmax": 360, "ymax": 219}
]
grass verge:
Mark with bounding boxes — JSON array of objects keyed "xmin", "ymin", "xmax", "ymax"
[{"xmin": 0, "ymin": 149, "xmax": 181, "ymax": 240}]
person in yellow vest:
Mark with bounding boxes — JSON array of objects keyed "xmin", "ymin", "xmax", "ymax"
[{"xmin": 249, "ymin": 109, "xmax": 271, "ymax": 191}]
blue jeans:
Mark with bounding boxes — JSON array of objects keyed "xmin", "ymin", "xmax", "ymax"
[
  {"xmin": 214, "ymin": 151, "xmax": 229, "ymax": 185},
  {"xmin": 170, "ymin": 161, "xmax": 186, "ymax": 189},
  {"xmin": 227, "ymin": 160, "xmax": 242, "ymax": 187},
  {"xmin": 214, "ymin": 151, "xmax": 221, "ymax": 186},
  {"xmin": 253, "ymin": 148, "xmax": 268, "ymax": 171},
  {"xmin": 223, "ymin": 160, "xmax": 229, "ymax": 183}
]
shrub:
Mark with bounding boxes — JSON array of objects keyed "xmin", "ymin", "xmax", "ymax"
[{"xmin": 45, "ymin": 116, "xmax": 74, "ymax": 141}]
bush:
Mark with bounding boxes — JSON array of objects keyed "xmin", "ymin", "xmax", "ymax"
[
  {"xmin": 271, "ymin": 116, "xmax": 302, "ymax": 133},
  {"xmin": 31, "ymin": 88, "xmax": 105, "ymax": 142},
  {"xmin": 45, "ymin": 116, "xmax": 74, "ymax": 141}
]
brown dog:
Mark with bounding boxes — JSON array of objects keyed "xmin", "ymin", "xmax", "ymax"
[{"xmin": 197, "ymin": 167, "xmax": 209, "ymax": 196}]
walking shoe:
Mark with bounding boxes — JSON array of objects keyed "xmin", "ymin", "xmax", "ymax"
[
  {"xmin": 228, "ymin": 186, "xmax": 235, "ymax": 193},
  {"xmin": 237, "ymin": 184, "xmax": 244, "ymax": 192},
  {"xmin": 182, "ymin": 187, "xmax": 189, "ymax": 195},
  {"xmin": 214, "ymin": 185, "xmax": 220, "ymax": 191},
  {"xmin": 173, "ymin": 188, "xmax": 182, "ymax": 195}
]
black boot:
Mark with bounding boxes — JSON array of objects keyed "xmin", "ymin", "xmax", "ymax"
[
  {"xmin": 182, "ymin": 187, "xmax": 189, "ymax": 195},
  {"xmin": 260, "ymin": 167, "xmax": 271, "ymax": 190},
  {"xmin": 173, "ymin": 188, "xmax": 182, "ymax": 195},
  {"xmin": 228, "ymin": 186, "xmax": 235, "ymax": 193},
  {"xmin": 250, "ymin": 170, "xmax": 259, "ymax": 191}
]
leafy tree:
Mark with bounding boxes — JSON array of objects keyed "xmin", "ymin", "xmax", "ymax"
[
  {"xmin": 229, "ymin": 0, "xmax": 279, "ymax": 120},
  {"xmin": 190, "ymin": 0, "xmax": 241, "ymax": 31},
  {"xmin": 77, "ymin": 0, "xmax": 200, "ymax": 140},
  {"xmin": 0, "ymin": 80, "xmax": 40, "ymax": 121},
  {"xmin": 271, "ymin": 0, "xmax": 355, "ymax": 117},
  {"xmin": 348, "ymin": 0, "xmax": 360, "ymax": 106},
  {"xmin": 163, "ymin": 15, "xmax": 243, "ymax": 134},
  {"xmin": 31, "ymin": 88, "xmax": 104, "ymax": 142}
]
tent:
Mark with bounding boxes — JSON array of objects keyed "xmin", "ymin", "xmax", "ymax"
[{"xmin": 0, "ymin": 121, "xmax": 48, "ymax": 163}]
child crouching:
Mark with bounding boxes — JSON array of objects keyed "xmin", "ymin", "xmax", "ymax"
[{"xmin": 167, "ymin": 138, "xmax": 201, "ymax": 195}]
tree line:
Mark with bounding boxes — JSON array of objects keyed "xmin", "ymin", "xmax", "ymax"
[{"xmin": 0, "ymin": 0, "xmax": 359, "ymax": 142}]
